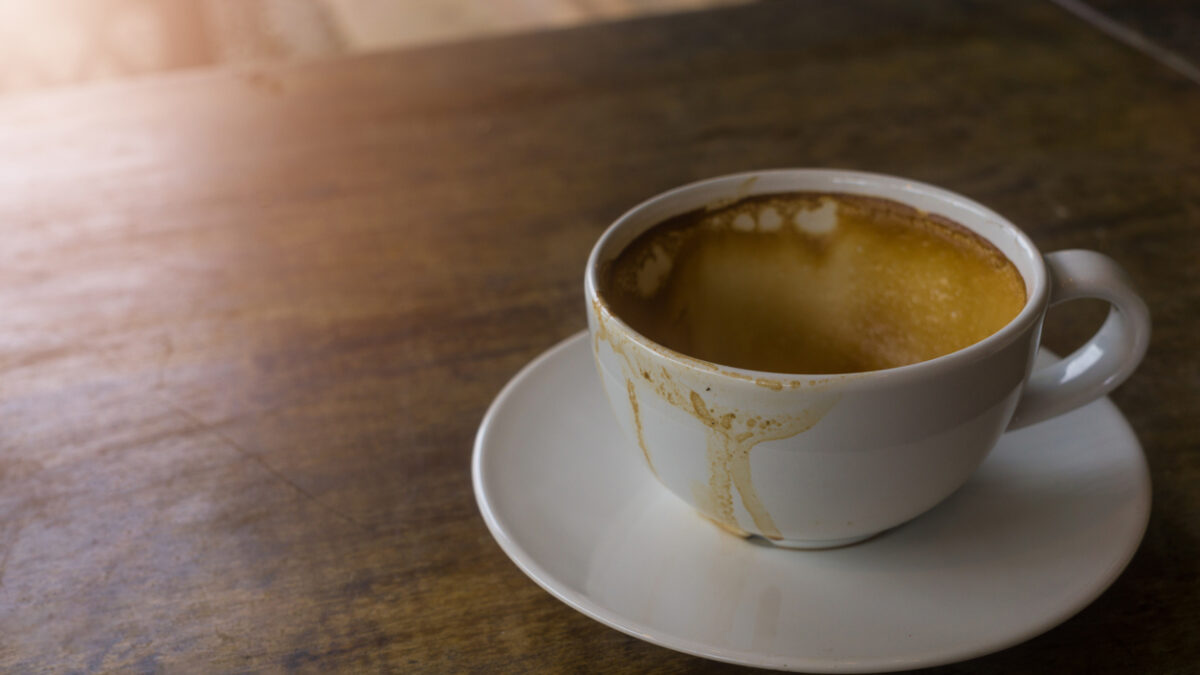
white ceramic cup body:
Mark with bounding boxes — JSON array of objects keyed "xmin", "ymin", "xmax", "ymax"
[{"xmin": 585, "ymin": 169, "xmax": 1149, "ymax": 548}]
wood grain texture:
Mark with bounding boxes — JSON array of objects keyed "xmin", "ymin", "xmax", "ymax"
[{"xmin": 1, "ymin": 0, "xmax": 1197, "ymax": 671}]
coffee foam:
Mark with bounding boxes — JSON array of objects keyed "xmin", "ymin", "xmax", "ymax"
[{"xmin": 601, "ymin": 192, "xmax": 1027, "ymax": 375}]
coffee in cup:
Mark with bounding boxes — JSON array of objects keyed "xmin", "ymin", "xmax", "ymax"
[{"xmin": 600, "ymin": 192, "xmax": 1026, "ymax": 375}]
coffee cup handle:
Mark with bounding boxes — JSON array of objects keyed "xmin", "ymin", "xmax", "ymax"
[{"xmin": 1008, "ymin": 250, "xmax": 1150, "ymax": 430}]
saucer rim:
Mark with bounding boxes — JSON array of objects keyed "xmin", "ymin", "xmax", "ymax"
[{"xmin": 472, "ymin": 331, "xmax": 1151, "ymax": 673}]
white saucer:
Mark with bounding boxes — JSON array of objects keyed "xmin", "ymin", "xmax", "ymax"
[{"xmin": 472, "ymin": 332, "xmax": 1150, "ymax": 673}]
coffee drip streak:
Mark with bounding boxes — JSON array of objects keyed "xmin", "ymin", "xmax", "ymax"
[{"xmin": 592, "ymin": 300, "xmax": 837, "ymax": 539}]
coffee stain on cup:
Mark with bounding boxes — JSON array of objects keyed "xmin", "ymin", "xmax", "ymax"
[
  {"xmin": 593, "ymin": 302, "xmax": 838, "ymax": 540},
  {"xmin": 688, "ymin": 389, "xmax": 835, "ymax": 540},
  {"xmin": 625, "ymin": 378, "xmax": 658, "ymax": 479},
  {"xmin": 754, "ymin": 378, "xmax": 784, "ymax": 391}
]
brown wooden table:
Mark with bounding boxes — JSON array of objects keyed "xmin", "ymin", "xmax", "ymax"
[{"xmin": 2, "ymin": 1, "xmax": 1197, "ymax": 672}]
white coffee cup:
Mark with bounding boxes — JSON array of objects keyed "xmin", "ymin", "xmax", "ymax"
[{"xmin": 585, "ymin": 169, "xmax": 1150, "ymax": 549}]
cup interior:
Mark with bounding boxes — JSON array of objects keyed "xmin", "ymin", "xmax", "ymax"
[{"xmin": 586, "ymin": 169, "xmax": 1048, "ymax": 380}]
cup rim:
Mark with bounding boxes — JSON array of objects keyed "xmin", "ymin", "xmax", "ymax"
[{"xmin": 585, "ymin": 168, "xmax": 1048, "ymax": 387}]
